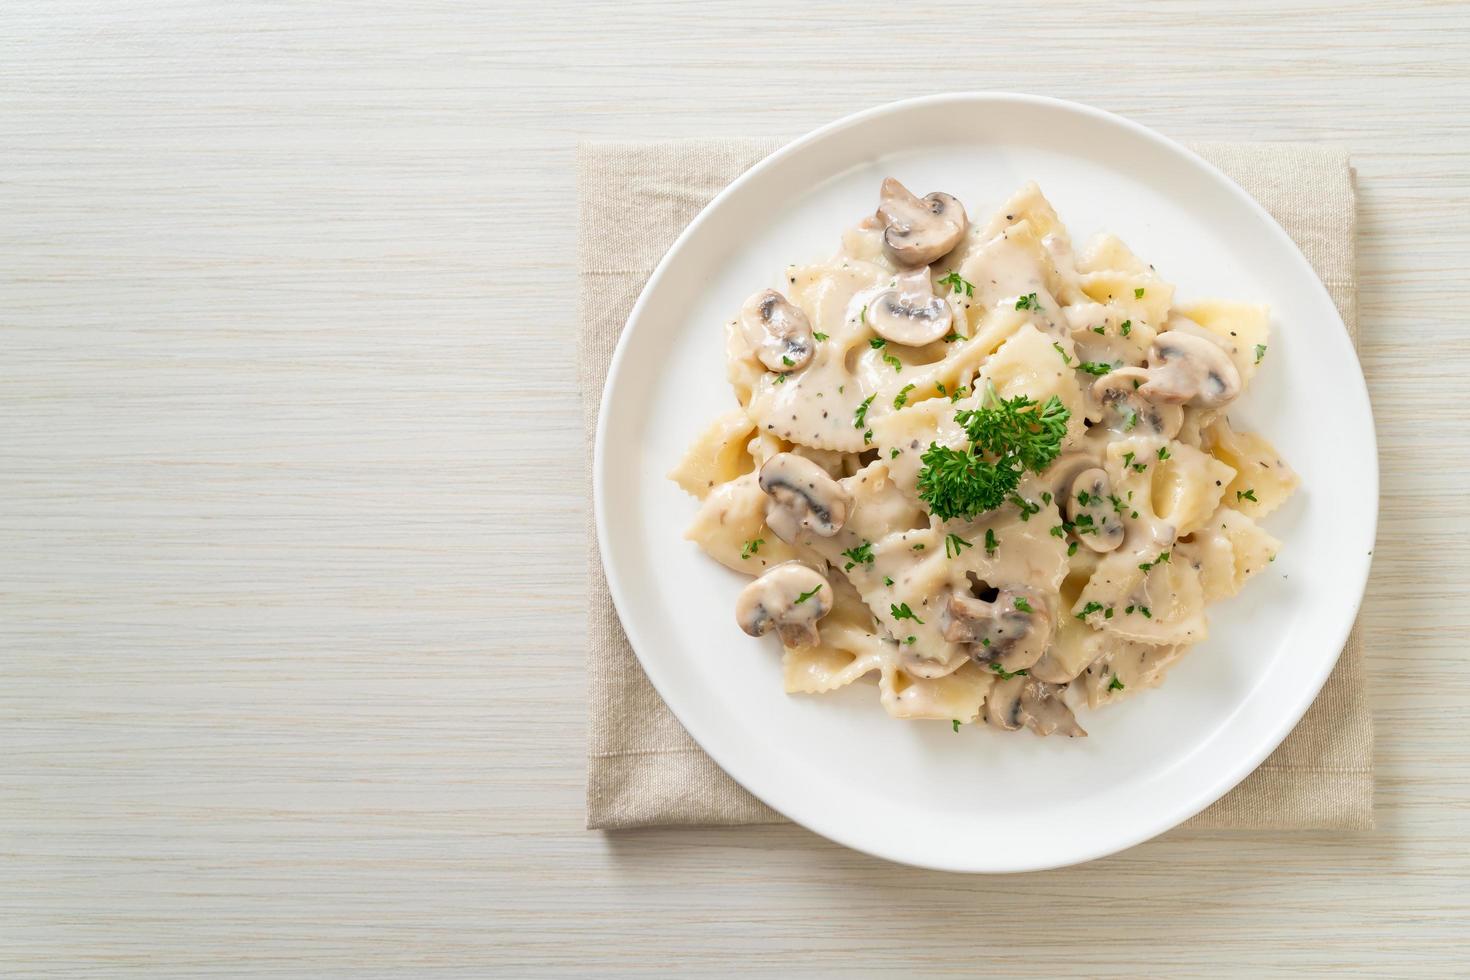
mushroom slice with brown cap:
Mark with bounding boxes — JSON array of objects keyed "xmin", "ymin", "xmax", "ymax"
[
  {"xmin": 1064, "ymin": 466, "xmax": 1125, "ymax": 553},
  {"xmin": 866, "ymin": 268, "xmax": 953, "ymax": 346},
  {"xmin": 1091, "ymin": 370, "xmax": 1184, "ymax": 439},
  {"xmin": 941, "ymin": 586, "xmax": 1052, "ymax": 674},
  {"xmin": 876, "ymin": 178, "xmax": 968, "ymax": 267},
  {"xmin": 758, "ymin": 452, "xmax": 852, "ymax": 543},
  {"xmin": 1138, "ymin": 331, "xmax": 1242, "ymax": 409},
  {"xmin": 1019, "ymin": 679, "xmax": 1087, "ymax": 737},
  {"xmin": 739, "ymin": 289, "xmax": 816, "ymax": 373},
  {"xmin": 735, "ymin": 563, "xmax": 832, "ymax": 648}
]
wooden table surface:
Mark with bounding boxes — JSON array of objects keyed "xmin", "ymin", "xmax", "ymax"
[{"xmin": 3, "ymin": 2, "xmax": 1468, "ymax": 975}]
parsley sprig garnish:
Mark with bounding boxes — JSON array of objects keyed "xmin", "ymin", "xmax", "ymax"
[{"xmin": 915, "ymin": 387, "xmax": 1070, "ymax": 521}]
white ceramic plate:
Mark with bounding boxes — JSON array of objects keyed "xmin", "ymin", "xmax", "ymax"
[{"xmin": 594, "ymin": 93, "xmax": 1376, "ymax": 873}]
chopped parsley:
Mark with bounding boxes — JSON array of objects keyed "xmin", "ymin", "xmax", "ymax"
[
  {"xmin": 1013, "ymin": 597, "xmax": 1034, "ymax": 613},
  {"xmin": 943, "ymin": 331, "xmax": 969, "ymax": 343},
  {"xmin": 813, "ymin": 331, "xmax": 829, "ymax": 341},
  {"xmin": 984, "ymin": 528, "xmax": 999, "ymax": 556},
  {"xmin": 890, "ymin": 602, "xmax": 924, "ymax": 624},
  {"xmin": 1077, "ymin": 488, "xmax": 1093, "ymax": 507},
  {"xmin": 1122, "ymin": 451, "xmax": 1136, "ymax": 469},
  {"xmin": 840, "ymin": 541, "xmax": 874, "ymax": 571},
  {"xmin": 893, "ymin": 383, "xmax": 916, "ymax": 410},
  {"xmin": 1237, "ymin": 488, "xmax": 1258, "ymax": 503},
  {"xmin": 1134, "ymin": 287, "xmax": 1145, "ymax": 299},
  {"xmin": 1139, "ymin": 605, "xmax": 1153, "ymax": 619},
  {"xmin": 890, "ymin": 447, "xmax": 901, "ymax": 459},
  {"xmin": 1010, "ymin": 494, "xmax": 1041, "ymax": 521},
  {"xmin": 853, "ymin": 394, "xmax": 875, "ymax": 430},
  {"xmin": 1254, "ymin": 343, "xmax": 1267, "ymax": 364},
  {"xmin": 949, "ymin": 385, "xmax": 968, "ymax": 403},
  {"xmin": 782, "ymin": 355, "xmax": 794, "ymax": 366},
  {"xmin": 794, "ymin": 584, "xmax": 822, "ymax": 604},
  {"xmin": 1076, "ymin": 601, "xmax": 1104, "ymax": 620},
  {"xmin": 905, "ymin": 635, "xmax": 917, "ymax": 645},
  {"xmin": 1050, "ymin": 524, "xmax": 1066, "ymax": 538},
  {"xmin": 937, "ymin": 271, "xmax": 975, "ymax": 297},
  {"xmin": 882, "ymin": 352, "xmax": 903, "ymax": 373},
  {"xmin": 1120, "ymin": 319, "xmax": 1132, "ymax": 337},
  {"xmin": 1015, "ymin": 292, "xmax": 1040, "ymax": 311},
  {"xmin": 952, "ymin": 718, "xmax": 962, "ymax": 732},
  {"xmin": 1091, "ymin": 325, "xmax": 1106, "ymax": 335},
  {"xmin": 1120, "ymin": 404, "xmax": 1139, "ymax": 431},
  {"xmin": 1138, "ymin": 551, "xmax": 1171, "ymax": 572},
  {"xmin": 883, "ymin": 576, "xmax": 894, "ymax": 586},
  {"xmin": 868, "ymin": 337, "xmax": 887, "ymax": 349},
  {"xmin": 739, "ymin": 538, "xmax": 764, "ymax": 560},
  {"xmin": 944, "ymin": 533, "xmax": 972, "ymax": 559},
  {"xmin": 1053, "ymin": 342, "xmax": 1073, "ymax": 365},
  {"xmin": 1067, "ymin": 541, "xmax": 1078, "ymax": 556},
  {"xmin": 1077, "ymin": 360, "xmax": 1115, "ymax": 376},
  {"xmin": 1109, "ymin": 675, "xmax": 1125, "ymax": 692},
  {"xmin": 989, "ymin": 663, "xmax": 1029, "ymax": 680},
  {"xmin": 915, "ymin": 390, "xmax": 1070, "ymax": 521},
  {"xmin": 773, "ymin": 373, "xmax": 787, "ymax": 384},
  {"xmin": 1157, "ymin": 446, "xmax": 1171, "ymax": 460}
]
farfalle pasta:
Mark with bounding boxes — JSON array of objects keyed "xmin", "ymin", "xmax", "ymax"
[{"xmin": 670, "ymin": 178, "xmax": 1296, "ymax": 736}]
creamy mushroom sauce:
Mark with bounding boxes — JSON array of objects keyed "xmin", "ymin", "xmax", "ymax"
[{"xmin": 670, "ymin": 179, "xmax": 1298, "ymax": 737}]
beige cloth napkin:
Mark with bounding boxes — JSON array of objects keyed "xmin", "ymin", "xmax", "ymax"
[{"xmin": 579, "ymin": 138, "xmax": 1373, "ymax": 832}]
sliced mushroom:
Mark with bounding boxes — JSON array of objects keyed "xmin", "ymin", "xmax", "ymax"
[
  {"xmin": 985, "ymin": 674, "xmax": 1028, "ymax": 732},
  {"xmin": 1091, "ymin": 371, "xmax": 1184, "ymax": 439},
  {"xmin": 866, "ymin": 268, "xmax": 953, "ymax": 346},
  {"xmin": 739, "ymin": 289, "xmax": 815, "ymax": 373},
  {"xmin": 758, "ymin": 452, "xmax": 852, "ymax": 543},
  {"xmin": 1063, "ymin": 466, "xmax": 1125, "ymax": 553},
  {"xmin": 735, "ymin": 563, "xmax": 832, "ymax": 648},
  {"xmin": 876, "ymin": 178, "xmax": 968, "ymax": 267},
  {"xmin": 1019, "ymin": 680, "xmax": 1087, "ymax": 737},
  {"xmin": 940, "ymin": 586, "xmax": 1052, "ymax": 673},
  {"xmin": 1137, "ymin": 331, "xmax": 1242, "ymax": 408}
]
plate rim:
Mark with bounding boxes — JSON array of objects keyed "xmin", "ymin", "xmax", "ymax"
[{"xmin": 592, "ymin": 91, "xmax": 1378, "ymax": 872}]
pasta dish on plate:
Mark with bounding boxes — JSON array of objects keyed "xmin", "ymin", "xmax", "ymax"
[{"xmin": 669, "ymin": 177, "xmax": 1297, "ymax": 737}]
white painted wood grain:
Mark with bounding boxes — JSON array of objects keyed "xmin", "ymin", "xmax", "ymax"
[{"xmin": 1, "ymin": 0, "xmax": 1468, "ymax": 975}]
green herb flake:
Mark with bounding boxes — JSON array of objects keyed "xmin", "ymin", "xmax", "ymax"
[
  {"xmin": 840, "ymin": 541, "xmax": 874, "ymax": 571},
  {"xmin": 813, "ymin": 331, "xmax": 829, "ymax": 341},
  {"xmin": 1237, "ymin": 488, "xmax": 1258, "ymax": 503},
  {"xmin": 1134, "ymin": 287, "xmax": 1145, "ymax": 299},
  {"xmin": 989, "ymin": 663, "xmax": 1029, "ymax": 680},
  {"xmin": 1015, "ymin": 292, "xmax": 1040, "ymax": 311},
  {"xmin": 944, "ymin": 533, "xmax": 973, "ymax": 559},
  {"xmin": 893, "ymin": 383, "xmax": 917, "ymax": 410},
  {"xmin": 937, "ymin": 271, "xmax": 975, "ymax": 297},
  {"xmin": 853, "ymin": 394, "xmax": 876, "ymax": 430},
  {"xmin": 1076, "ymin": 601, "xmax": 1104, "ymax": 620},
  {"xmin": 1120, "ymin": 319, "xmax": 1132, "ymax": 337},
  {"xmin": 740, "ymin": 538, "xmax": 764, "ymax": 560},
  {"xmin": 1109, "ymin": 675, "xmax": 1125, "ymax": 691},
  {"xmin": 1013, "ymin": 597, "xmax": 1034, "ymax": 613},
  {"xmin": 952, "ymin": 718, "xmax": 962, "ymax": 732},
  {"xmin": 869, "ymin": 337, "xmax": 887, "ymax": 350},
  {"xmin": 890, "ymin": 602, "xmax": 924, "ymax": 624},
  {"xmin": 1254, "ymin": 344, "xmax": 1267, "ymax": 364},
  {"xmin": 794, "ymin": 584, "xmax": 822, "ymax": 604},
  {"xmin": 984, "ymin": 528, "xmax": 999, "ymax": 556}
]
